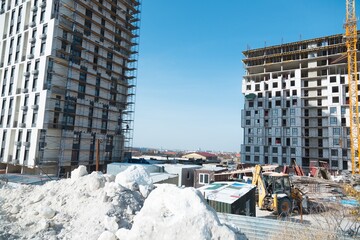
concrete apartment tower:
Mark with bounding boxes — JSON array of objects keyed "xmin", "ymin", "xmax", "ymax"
[
  {"xmin": 0, "ymin": 0, "xmax": 141, "ymax": 176},
  {"xmin": 241, "ymin": 33, "xmax": 354, "ymax": 172}
]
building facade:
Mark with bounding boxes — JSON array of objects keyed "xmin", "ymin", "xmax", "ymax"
[
  {"xmin": 241, "ymin": 33, "xmax": 356, "ymax": 172},
  {"xmin": 0, "ymin": 0, "xmax": 141, "ymax": 176}
]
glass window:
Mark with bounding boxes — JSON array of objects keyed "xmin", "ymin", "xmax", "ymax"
[
  {"xmin": 341, "ymin": 107, "xmax": 346, "ymax": 115},
  {"xmin": 286, "ymin": 128, "xmax": 290, "ymax": 135},
  {"xmin": 330, "ymin": 117, "xmax": 337, "ymax": 124},
  {"xmin": 292, "ymin": 128, "xmax": 298, "ymax": 135},
  {"xmin": 290, "ymin": 118, "xmax": 295, "ymax": 125},
  {"xmin": 275, "ymin": 128, "xmax": 280, "ymax": 135},
  {"xmin": 330, "ymin": 107, "xmax": 337, "ymax": 114},
  {"xmin": 199, "ymin": 173, "xmax": 209, "ymax": 184},
  {"xmin": 331, "ymin": 149, "xmax": 338, "ymax": 156}
]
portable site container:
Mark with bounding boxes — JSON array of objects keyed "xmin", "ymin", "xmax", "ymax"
[{"xmin": 198, "ymin": 182, "xmax": 256, "ymax": 216}]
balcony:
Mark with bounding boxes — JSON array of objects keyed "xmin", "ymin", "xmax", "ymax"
[
  {"xmin": 32, "ymin": 70, "xmax": 39, "ymax": 75},
  {"xmin": 29, "ymin": 21, "xmax": 36, "ymax": 27},
  {"xmin": 40, "ymin": 34, "xmax": 47, "ymax": 40},
  {"xmin": 14, "ymin": 141, "xmax": 22, "ymax": 147},
  {"xmin": 31, "ymin": 105, "xmax": 39, "ymax": 110},
  {"xmin": 22, "ymin": 88, "xmax": 28, "ymax": 93},
  {"xmin": 31, "ymin": 6, "xmax": 38, "ymax": 12},
  {"xmin": 40, "ymin": 2, "xmax": 46, "ymax": 8},
  {"xmin": 23, "ymin": 142, "xmax": 30, "ymax": 147},
  {"xmin": 21, "ymin": 106, "xmax": 28, "ymax": 111},
  {"xmin": 19, "ymin": 123, "xmax": 26, "ymax": 128},
  {"xmin": 27, "ymin": 54, "xmax": 34, "ymax": 59},
  {"xmin": 29, "ymin": 37, "xmax": 36, "ymax": 43}
]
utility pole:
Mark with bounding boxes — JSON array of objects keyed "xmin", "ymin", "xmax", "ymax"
[{"xmin": 96, "ymin": 139, "xmax": 100, "ymax": 171}]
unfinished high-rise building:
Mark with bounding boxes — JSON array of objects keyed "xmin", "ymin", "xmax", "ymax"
[
  {"xmin": 0, "ymin": 0, "xmax": 141, "ymax": 176},
  {"xmin": 241, "ymin": 33, "xmax": 357, "ymax": 172}
]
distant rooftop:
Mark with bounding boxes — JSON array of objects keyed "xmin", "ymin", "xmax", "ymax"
[
  {"xmin": 199, "ymin": 165, "xmax": 227, "ymax": 172},
  {"xmin": 149, "ymin": 172, "xmax": 177, "ymax": 183}
]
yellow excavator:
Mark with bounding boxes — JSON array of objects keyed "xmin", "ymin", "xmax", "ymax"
[{"xmin": 252, "ymin": 165, "xmax": 307, "ymax": 216}]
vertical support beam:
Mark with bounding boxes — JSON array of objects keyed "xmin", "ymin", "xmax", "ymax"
[{"xmin": 96, "ymin": 139, "xmax": 100, "ymax": 171}]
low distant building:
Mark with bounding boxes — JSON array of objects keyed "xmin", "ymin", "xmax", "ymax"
[
  {"xmin": 182, "ymin": 152, "xmax": 219, "ymax": 163},
  {"xmin": 198, "ymin": 182, "xmax": 256, "ymax": 216},
  {"xmin": 193, "ymin": 165, "xmax": 228, "ymax": 188},
  {"xmin": 131, "ymin": 155, "xmax": 191, "ymax": 164},
  {"xmin": 158, "ymin": 164, "xmax": 202, "ymax": 187}
]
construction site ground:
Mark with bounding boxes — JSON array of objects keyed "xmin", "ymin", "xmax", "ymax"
[
  {"xmin": 256, "ymin": 207, "xmax": 360, "ymax": 237},
  {"xmin": 254, "ymin": 173, "xmax": 360, "ymax": 237}
]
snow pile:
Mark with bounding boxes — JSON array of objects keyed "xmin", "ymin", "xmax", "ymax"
[
  {"xmin": 116, "ymin": 184, "xmax": 242, "ymax": 240},
  {"xmin": 0, "ymin": 165, "xmax": 146, "ymax": 240},
  {"xmin": 115, "ymin": 165, "xmax": 154, "ymax": 197},
  {"xmin": 70, "ymin": 165, "xmax": 88, "ymax": 179},
  {"xmin": 0, "ymin": 165, "xmax": 244, "ymax": 240}
]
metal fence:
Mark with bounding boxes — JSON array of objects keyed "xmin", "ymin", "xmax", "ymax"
[{"xmin": 218, "ymin": 213, "xmax": 356, "ymax": 240}]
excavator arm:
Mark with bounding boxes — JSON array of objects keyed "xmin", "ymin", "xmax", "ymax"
[{"xmin": 252, "ymin": 165, "xmax": 268, "ymax": 209}]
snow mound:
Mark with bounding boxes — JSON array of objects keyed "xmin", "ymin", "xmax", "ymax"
[
  {"xmin": 0, "ymin": 166, "xmax": 144, "ymax": 240},
  {"xmin": 0, "ymin": 166, "xmax": 244, "ymax": 240},
  {"xmin": 117, "ymin": 184, "xmax": 242, "ymax": 240},
  {"xmin": 71, "ymin": 165, "xmax": 88, "ymax": 179},
  {"xmin": 115, "ymin": 165, "xmax": 154, "ymax": 197}
]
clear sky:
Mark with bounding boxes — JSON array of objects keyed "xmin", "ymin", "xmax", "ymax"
[{"xmin": 133, "ymin": 0, "xmax": 354, "ymax": 152}]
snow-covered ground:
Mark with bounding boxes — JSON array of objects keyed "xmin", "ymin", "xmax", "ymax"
[{"xmin": 0, "ymin": 165, "xmax": 246, "ymax": 240}]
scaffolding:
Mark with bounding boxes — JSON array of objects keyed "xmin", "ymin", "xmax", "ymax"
[{"xmin": 41, "ymin": 0, "xmax": 142, "ymax": 175}]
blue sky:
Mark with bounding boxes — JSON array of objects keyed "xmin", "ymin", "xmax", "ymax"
[{"xmin": 133, "ymin": 0, "xmax": 353, "ymax": 152}]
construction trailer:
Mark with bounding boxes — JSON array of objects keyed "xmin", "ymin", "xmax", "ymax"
[
  {"xmin": 193, "ymin": 165, "xmax": 228, "ymax": 188},
  {"xmin": 198, "ymin": 182, "xmax": 256, "ymax": 216}
]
